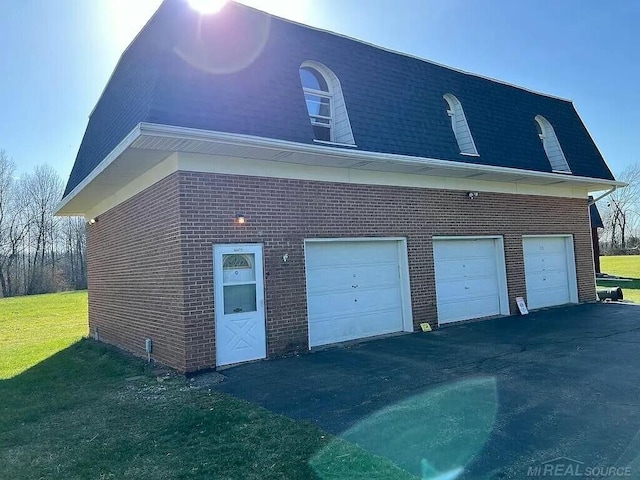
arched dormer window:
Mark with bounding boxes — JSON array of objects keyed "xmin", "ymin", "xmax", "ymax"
[
  {"xmin": 443, "ymin": 93, "xmax": 478, "ymax": 156},
  {"xmin": 534, "ymin": 115, "xmax": 571, "ymax": 173},
  {"xmin": 299, "ymin": 61, "xmax": 355, "ymax": 145}
]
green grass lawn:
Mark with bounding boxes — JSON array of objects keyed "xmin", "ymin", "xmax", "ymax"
[
  {"xmin": 0, "ymin": 292, "xmax": 414, "ymax": 479},
  {"xmin": 0, "ymin": 290, "xmax": 88, "ymax": 379},
  {"xmin": 598, "ymin": 255, "xmax": 640, "ymax": 303}
]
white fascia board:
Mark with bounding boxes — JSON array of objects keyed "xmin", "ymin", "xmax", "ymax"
[
  {"xmin": 54, "ymin": 124, "xmax": 142, "ymax": 216},
  {"xmin": 138, "ymin": 123, "xmax": 626, "ymax": 189},
  {"xmin": 56, "ymin": 121, "xmax": 625, "ymax": 216}
]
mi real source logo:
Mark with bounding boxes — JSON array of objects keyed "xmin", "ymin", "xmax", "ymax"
[{"xmin": 527, "ymin": 457, "xmax": 632, "ymax": 477}]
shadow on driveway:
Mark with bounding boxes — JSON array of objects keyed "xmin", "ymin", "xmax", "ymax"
[{"xmin": 212, "ymin": 303, "xmax": 640, "ymax": 478}]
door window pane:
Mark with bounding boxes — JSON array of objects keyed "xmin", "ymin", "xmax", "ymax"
[
  {"xmin": 222, "ymin": 254, "xmax": 255, "ymax": 283},
  {"xmin": 223, "ymin": 284, "xmax": 257, "ymax": 314}
]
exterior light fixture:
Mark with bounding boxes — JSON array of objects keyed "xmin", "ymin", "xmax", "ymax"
[
  {"xmin": 236, "ymin": 213, "xmax": 246, "ymax": 224},
  {"xmin": 88, "ymin": 218, "xmax": 98, "ymax": 225},
  {"xmin": 467, "ymin": 192, "xmax": 479, "ymax": 200}
]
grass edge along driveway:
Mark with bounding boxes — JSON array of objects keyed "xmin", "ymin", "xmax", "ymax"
[
  {"xmin": 0, "ymin": 291, "xmax": 415, "ymax": 479},
  {"xmin": 599, "ymin": 255, "xmax": 640, "ymax": 303}
]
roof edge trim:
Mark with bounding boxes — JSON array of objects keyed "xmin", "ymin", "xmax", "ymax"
[
  {"xmin": 55, "ymin": 124, "xmax": 143, "ymax": 215},
  {"xmin": 56, "ymin": 122, "xmax": 625, "ymax": 216},
  {"xmin": 138, "ymin": 123, "xmax": 624, "ymax": 187}
]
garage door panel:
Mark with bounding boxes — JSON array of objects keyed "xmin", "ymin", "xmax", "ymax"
[
  {"xmin": 435, "ymin": 239, "xmax": 496, "ymax": 258},
  {"xmin": 307, "ymin": 285, "xmax": 402, "ymax": 316},
  {"xmin": 526, "ymin": 271, "xmax": 571, "ymax": 290},
  {"xmin": 306, "ymin": 240, "xmax": 406, "ymax": 348},
  {"xmin": 524, "ymin": 237, "xmax": 566, "ymax": 255},
  {"xmin": 433, "ymin": 238, "xmax": 506, "ymax": 324},
  {"xmin": 310, "ymin": 308, "xmax": 404, "ymax": 346},
  {"xmin": 528, "ymin": 287, "xmax": 571, "ymax": 309},
  {"xmin": 436, "ymin": 276, "xmax": 500, "ymax": 300},
  {"xmin": 433, "ymin": 256, "xmax": 497, "ymax": 281},
  {"xmin": 306, "ymin": 242, "xmax": 398, "ymax": 268},
  {"xmin": 306, "ymin": 263, "xmax": 398, "ymax": 293},
  {"xmin": 437, "ymin": 296, "xmax": 501, "ymax": 324},
  {"xmin": 524, "ymin": 252, "xmax": 568, "ymax": 273}
]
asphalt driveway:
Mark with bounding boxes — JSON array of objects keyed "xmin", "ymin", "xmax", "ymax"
[{"xmin": 212, "ymin": 303, "xmax": 640, "ymax": 479}]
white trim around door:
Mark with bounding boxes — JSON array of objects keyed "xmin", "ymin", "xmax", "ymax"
[
  {"xmin": 433, "ymin": 235, "xmax": 510, "ymax": 324},
  {"xmin": 214, "ymin": 243, "xmax": 267, "ymax": 367},
  {"xmin": 523, "ymin": 235, "xmax": 579, "ymax": 310},
  {"xmin": 304, "ymin": 237, "xmax": 413, "ymax": 348}
]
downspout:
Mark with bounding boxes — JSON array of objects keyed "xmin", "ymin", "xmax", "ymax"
[
  {"xmin": 588, "ymin": 185, "xmax": 616, "ymax": 278},
  {"xmin": 588, "ymin": 186, "xmax": 616, "ymax": 205}
]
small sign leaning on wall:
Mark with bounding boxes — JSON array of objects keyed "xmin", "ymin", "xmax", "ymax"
[{"xmin": 516, "ymin": 297, "xmax": 529, "ymax": 315}]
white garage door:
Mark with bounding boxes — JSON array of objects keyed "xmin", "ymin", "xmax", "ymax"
[
  {"xmin": 433, "ymin": 237, "xmax": 508, "ymax": 324},
  {"xmin": 523, "ymin": 236, "xmax": 577, "ymax": 309},
  {"xmin": 305, "ymin": 239, "xmax": 408, "ymax": 347}
]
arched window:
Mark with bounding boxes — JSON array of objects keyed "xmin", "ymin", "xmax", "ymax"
[
  {"xmin": 299, "ymin": 61, "xmax": 355, "ymax": 145},
  {"xmin": 534, "ymin": 115, "xmax": 571, "ymax": 173},
  {"xmin": 443, "ymin": 94, "xmax": 478, "ymax": 156},
  {"xmin": 222, "ymin": 254, "xmax": 252, "ymax": 270}
]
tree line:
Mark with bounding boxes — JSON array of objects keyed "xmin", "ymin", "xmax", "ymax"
[
  {"xmin": 0, "ymin": 150, "xmax": 86, "ymax": 298},
  {"xmin": 1, "ymin": 148, "xmax": 635, "ymax": 296},
  {"xmin": 599, "ymin": 162, "xmax": 640, "ymax": 255}
]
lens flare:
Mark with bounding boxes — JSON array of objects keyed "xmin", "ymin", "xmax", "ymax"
[
  {"xmin": 188, "ymin": 0, "xmax": 228, "ymax": 14},
  {"xmin": 174, "ymin": 4, "xmax": 271, "ymax": 75},
  {"xmin": 310, "ymin": 377, "xmax": 498, "ymax": 479}
]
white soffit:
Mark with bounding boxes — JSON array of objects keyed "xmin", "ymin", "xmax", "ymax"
[{"xmin": 56, "ymin": 123, "xmax": 625, "ymax": 216}]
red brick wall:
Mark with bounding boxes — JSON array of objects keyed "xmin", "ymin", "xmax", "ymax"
[
  {"xmin": 87, "ymin": 174, "xmax": 187, "ymax": 370},
  {"xmin": 88, "ymin": 170, "xmax": 596, "ymax": 372},
  {"xmin": 178, "ymin": 171, "xmax": 595, "ymax": 371}
]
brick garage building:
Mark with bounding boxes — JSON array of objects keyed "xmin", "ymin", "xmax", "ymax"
[{"xmin": 58, "ymin": 1, "xmax": 621, "ymax": 372}]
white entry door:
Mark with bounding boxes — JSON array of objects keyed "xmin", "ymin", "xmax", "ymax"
[
  {"xmin": 214, "ymin": 244, "xmax": 266, "ymax": 366},
  {"xmin": 523, "ymin": 236, "xmax": 578, "ymax": 309}
]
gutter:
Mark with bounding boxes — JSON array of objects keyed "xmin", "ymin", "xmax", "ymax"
[
  {"xmin": 54, "ymin": 124, "xmax": 142, "ymax": 215},
  {"xmin": 139, "ymin": 123, "xmax": 626, "ymax": 189},
  {"xmin": 56, "ymin": 122, "xmax": 626, "ymax": 215}
]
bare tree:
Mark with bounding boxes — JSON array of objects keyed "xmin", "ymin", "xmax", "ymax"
[
  {"xmin": 0, "ymin": 151, "xmax": 87, "ymax": 297},
  {"xmin": 0, "ymin": 151, "xmax": 31, "ymax": 297},
  {"xmin": 22, "ymin": 165, "xmax": 63, "ymax": 294},
  {"xmin": 600, "ymin": 163, "xmax": 640, "ymax": 253},
  {"xmin": 59, "ymin": 216, "xmax": 87, "ymax": 290}
]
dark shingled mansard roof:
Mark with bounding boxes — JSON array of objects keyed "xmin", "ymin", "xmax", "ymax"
[{"xmin": 63, "ymin": 0, "xmax": 615, "ymax": 198}]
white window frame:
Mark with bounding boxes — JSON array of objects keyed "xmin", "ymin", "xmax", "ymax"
[
  {"xmin": 299, "ymin": 61, "xmax": 356, "ymax": 146},
  {"xmin": 302, "ymin": 85, "xmax": 333, "ymax": 140},
  {"xmin": 300, "ymin": 67, "xmax": 334, "ymax": 143}
]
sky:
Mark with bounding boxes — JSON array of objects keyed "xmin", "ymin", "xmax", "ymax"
[{"xmin": 1, "ymin": 0, "xmax": 638, "ymax": 186}]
